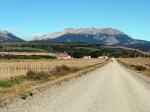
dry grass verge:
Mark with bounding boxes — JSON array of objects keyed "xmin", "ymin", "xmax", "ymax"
[
  {"xmin": 0, "ymin": 58, "xmax": 106, "ymax": 79},
  {"xmin": 117, "ymin": 58, "xmax": 150, "ymax": 77},
  {"xmin": 0, "ymin": 59, "xmax": 109, "ymax": 107},
  {"xmin": 0, "ymin": 65, "xmax": 79, "ymax": 91}
]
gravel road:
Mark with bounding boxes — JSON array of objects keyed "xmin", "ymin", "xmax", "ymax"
[{"xmin": 1, "ymin": 59, "xmax": 150, "ymax": 112}]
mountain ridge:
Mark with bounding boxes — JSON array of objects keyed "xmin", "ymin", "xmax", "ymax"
[
  {"xmin": 0, "ymin": 29, "xmax": 24, "ymax": 42},
  {"xmin": 33, "ymin": 28, "xmax": 149, "ymax": 45}
]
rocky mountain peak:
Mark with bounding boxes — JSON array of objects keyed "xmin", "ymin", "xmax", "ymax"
[{"xmin": 0, "ymin": 29, "xmax": 24, "ymax": 42}]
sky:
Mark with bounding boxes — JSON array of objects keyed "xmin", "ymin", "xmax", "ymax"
[{"xmin": 0, "ymin": 0, "xmax": 150, "ymax": 41}]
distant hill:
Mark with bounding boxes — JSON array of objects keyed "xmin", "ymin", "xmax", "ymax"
[
  {"xmin": 125, "ymin": 43, "xmax": 150, "ymax": 51},
  {"xmin": 33, "ymin": 28, "xmax": 149, "ymax": 45},
  {"xmin": 0, "ymin": 30, "xmax": 24, "ymax": 42},
  {"xmin": 0, "ymin": 42, "xmax": 149, "ymax": 58}
]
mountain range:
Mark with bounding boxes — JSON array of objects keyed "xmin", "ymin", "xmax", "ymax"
[
  {"xmin": 33, "ymin": 28, "xmax": 149, "ymax": 45},
  {"xmin": 0, "ymin": 28, "xmax": 149, "ymax": 47},
  {"xmin": 0, "ymin": 30, "xmax": 24, "ymax": 42}
]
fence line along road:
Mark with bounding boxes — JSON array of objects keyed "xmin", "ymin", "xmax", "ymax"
[
  {"xmin": 0, "ymin": 59, "xmax": 106, "ymax": 79},
  {"xmin": 0, "ymin": 64, "xmax": 51, "ymax": 79}
]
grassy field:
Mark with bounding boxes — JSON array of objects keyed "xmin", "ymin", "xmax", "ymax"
[
  {"xmin": 0, "ymin": 52, "xmax": 55, "ymax": 56},
  {"xmin": 117, "ymin": 58, "xmax": 150, "ymax": 77},
  {"xmin": 0, "ymin": 58, "xmax": 108, "ymax": 103},
  {"xmin": 0, "ymin": 58, "xmax": 106, "ymax": 79}
]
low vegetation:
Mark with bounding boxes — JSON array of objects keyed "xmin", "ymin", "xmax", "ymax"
[
  {"xmin": 27, "ymin": 70, "xmax": 50, "ymax": 80},
  {"xmin": 27, "ymin": 65, "xmax": 79, "ymax": 80},
  {"xmin": 0, "ymin": 58, "xmax": 105, "ymax": 79},
  {"xmin": 130, "ymin": 65, "xmax": 146, "ymax": 71},
  {"xmin": 0, "ymin": 54, "xmax": 56, "ymax": 60},
  {"xmin": 0, "ymin": 59, "xmax": 108, "ymax": 102},
  {"xmin": 0, "ymin": 65, "xmax": 79, "ymax": 89},
  {"xmin": 0, "ymin": 76, "xmax": 26, "ymax": 88},
  {"xmin": 0, "ymin": 42, "xmax": 149, "ymax": 59},
  {"xmin": 51, "ymin": 65, "xmax": 79, "ymax": 76},
  {"xmin": 118, "ymin": 58, "xmax": 150, "ymax": 77}
]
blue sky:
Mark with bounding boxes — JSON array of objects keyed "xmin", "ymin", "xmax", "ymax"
[{"xmin": 0, "ymin": 0, "xmax": 150, "ymax": 41}]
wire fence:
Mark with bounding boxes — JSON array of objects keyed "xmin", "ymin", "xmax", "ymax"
[
  {"xmin": 0, "ymin": 64, "xmax": 52, "ymax": 79},
  {"xmin": 0, "ymin": 59, "xmax": 106, "ymax": 79}
]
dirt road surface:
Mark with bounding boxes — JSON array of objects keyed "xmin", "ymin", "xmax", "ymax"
[{"xmin": 1, "ymin": 59, "xmax": 150, "ymax": 112}]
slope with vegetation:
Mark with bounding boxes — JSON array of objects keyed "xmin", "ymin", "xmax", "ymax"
[{"xmin": 0, "ymin": 42, "xmax": 149, "ymax": 59}]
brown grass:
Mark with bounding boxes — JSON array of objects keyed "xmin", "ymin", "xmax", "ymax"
[
  {"xmin": 52, "ymin": 65, "xmax": 79, "ymax": 75},
  {"xmin": 27, "ymin": 70, "xmax": 50, "ymax": 80},
  {"xmin": 0, "ymin": 58, "xmax": 106, "ymax": 79},
  {"xmin": 0, "ymin": 58, "xmax": 109, "ymax": 105},
  {"xmin": 117, "ymin": 58, "xmax": 150, "ymax": 77},
  {"xmin": 27, "ymin": 65, "xmax": 79, "ymax": 80}
]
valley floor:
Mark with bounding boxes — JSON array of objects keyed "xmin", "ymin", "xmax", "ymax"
[{"xmin": 1, "ymin": 59, "xmax": 150, "ymax": 112}]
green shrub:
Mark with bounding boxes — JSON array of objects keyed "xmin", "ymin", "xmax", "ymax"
[
  {"xmin": 0, "ymin": 76, "xmax": 25, "ymax": 88},
  {"xmin": 71, "ymin": 51, "xmax": 84, "ymax": 58},
  {"xmin": 0, "ymin": 54, "xmax": 56, "ymax": 60},
  {"xmin": 0, "ymin": 80, "xmax": 12, "ymax": 88},
  {"xmin": 90, "ymin": 50, "xmax": 102, "ymax": 58}
]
